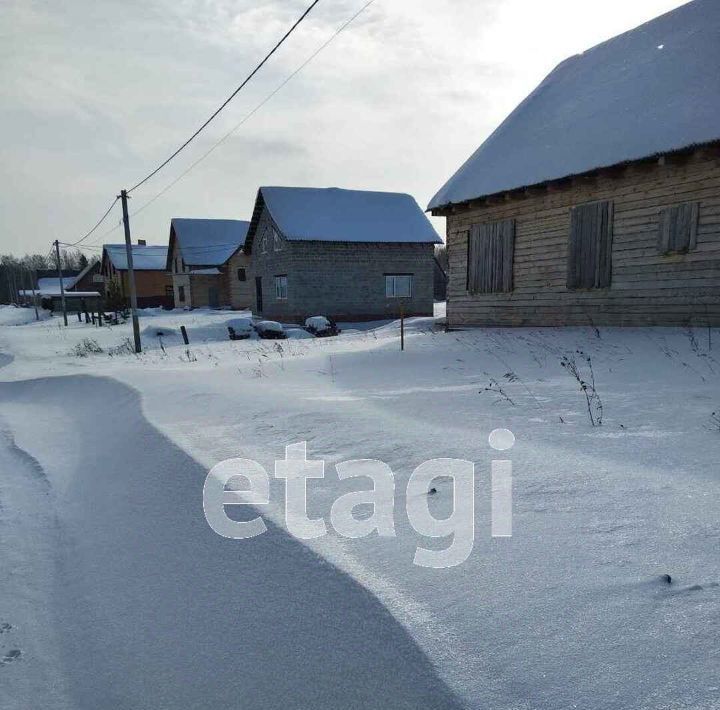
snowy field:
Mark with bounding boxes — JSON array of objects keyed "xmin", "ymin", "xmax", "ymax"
[{"xmin": 1, "ymin": 303, "xmax": 719, "ymax": 709}]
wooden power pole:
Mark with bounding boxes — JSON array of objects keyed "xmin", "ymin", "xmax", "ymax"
[
  {"xmin": 119, "ymin": 189, "xmax": 142, "ymax": 353},
  {"xmin": 54, "ymin": 240, "xmax": 68, "ymax": 326}
]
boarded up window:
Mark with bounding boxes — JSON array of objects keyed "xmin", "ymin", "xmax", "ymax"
[
  {"xmin": 658, "ymin": 202, "xmax": 699, "ymax": 254},
  {"xmin": 567, "ymin": 201, "xmax": 613, "ymax": 289},
  {"xmin": 466, "ymin": 219, "xmax": 515, "ymax": 294}
]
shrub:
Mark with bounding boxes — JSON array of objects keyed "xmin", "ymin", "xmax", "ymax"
[{"xmin": 73, "ymin": 338, "xmax": 103, "ymax": 357}]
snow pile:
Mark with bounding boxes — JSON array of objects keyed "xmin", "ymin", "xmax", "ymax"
[
  {"xmin": 226, "ymin": 317, "xmax": 254, "ymax": 334},
  {"xmin": 305, "ymin": 316, "xmax": 331, "ymax": 330},
  {"xmin": 255, "ymin": 320, "xmax": 284, "ymax": 334},
  {"xmin": 285, "ymin": 327, "xmax": 314, "ymax": 339},
  {"xmin": 0, "ymin": 305, "xmax": 50, "ymax": 326}
]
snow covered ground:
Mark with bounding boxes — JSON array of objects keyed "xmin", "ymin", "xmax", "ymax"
[{"xmin": 1, "ymin": 304, "xmax": 719, "ymax": 709}]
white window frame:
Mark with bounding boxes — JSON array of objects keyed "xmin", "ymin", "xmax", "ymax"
[
  {"xmin": 385, "ymin": 274, "xmax": 413, "ymax": 298},
  {"xmin": 275, "ymin": 275, "xmax": 288, "ymax": 301}
]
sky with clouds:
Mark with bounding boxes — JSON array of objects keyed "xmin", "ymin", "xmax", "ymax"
[{"xmin": 0, "ymin": 0, "xmax": 687, "ymax": 255}]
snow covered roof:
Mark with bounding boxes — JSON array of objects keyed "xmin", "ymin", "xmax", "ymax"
[
  {"xmin": 36, "ymin": 277, "xmax": 78, "ymax": 294},
  {"xmin": 249, "ymin": 187, "xmax": 441, "ymax": 247},
  {"xmin": 73, "ymin": 259, "xmax": 99, "ymax": 284},
  {"xmin": 170, "ymin": 218, "xmax": 250, "ymax": 267},
  {"xmin": 429, "ymin": 0, "xmax": 720, "ymax": 210},
  {"xmin": 103, "ymin": 244, "xmax": 168, "ymax": 271},
  {"xmin": 20, "ymin": 289, "xmax": 100, "ymax": 298}
]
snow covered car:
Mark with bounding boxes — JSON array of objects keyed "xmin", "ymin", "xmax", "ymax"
[
  {"xmin": 304, "ymin": 315, "xmax": 340, "ymax": 337},
  {"xmin": 254, "ymin": 320, "xmax": 287, "ymax": 339},
  {"xmin": 226, "ymin": 317, "xmax": 254, "ymax": 341}
]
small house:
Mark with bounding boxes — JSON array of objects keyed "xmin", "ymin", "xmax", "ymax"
[
  {"xmin": 246, "ymin": 186, "xmax": 441, "ymax": 322},
  {"xmin": 72, "ymin": 259, "xmax": 105, "ymax": 296},
  {"xmin": 101, "ymin": 242, "xmax": 172, "ymax": 308},
  {"xmin": 167, "ymin": 218, "xmax": 251, "ymax": 309},
  {"xmin": 429, "ymin": 0, "xmax": 720, "ymax": 327},
  {"xmin": 19, "ymin": 272, "xmax": 102, "ymax": 313}
]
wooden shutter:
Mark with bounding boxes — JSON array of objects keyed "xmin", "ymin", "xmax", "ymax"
[
  {"xmin": 567, "ymin": 201, "xmax": 613, "ymax": 289},
  {"xmin": 467, "ymin": 219, "xmax": 515, "ymax": 294},
  {"xmin": 658, "ymin": 202, "xmax": 699, "ymax": 254}
]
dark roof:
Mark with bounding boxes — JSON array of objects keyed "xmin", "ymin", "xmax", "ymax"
[
  {"xmin": 169, "ymin": 218, "xmax": 250, "ymax": 267},
  {"xmin": 429, "ymin": 0, "xmax": 720, "ymax": 209},
  {"xmin": 246, "ymin": 187, "xmax": 441, "ymax": 250}
]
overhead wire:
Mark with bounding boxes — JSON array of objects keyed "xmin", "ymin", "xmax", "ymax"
[
  {"xmin": 56, "ymin": 0, "xmax": 375, "ymax": 253},
  {"xmin": 126, "ymin": 0, "xmax": 322, "ymax": 194}
]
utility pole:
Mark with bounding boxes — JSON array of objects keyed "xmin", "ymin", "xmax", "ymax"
[
  {"xmin": 25, "ymin": 268, "xmax": 39, "ymax": 320},
  {"xmin": 54, "ymin": 240, "xmax": 68, "ymax": 326},
  {"xmin": 120, "ymin": 189, "xmax": 141, "ymax": 353}
]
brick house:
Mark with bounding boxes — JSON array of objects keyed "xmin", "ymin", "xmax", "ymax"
[
  {"xmin": 101, "ymin": 242, "xmax": 172, "ymax": 308},
  {"xmin": 72, "ymin": 259, "xmax": 105, "ymax": 296},
  {"xmin": 245, "ymin": 186, "xmax": 441, "ymax": 322},
  {"xmin": 167, "ymin": 218, "xmax": 251, "ymax": 309},
  {"xmin": 429, "ymin": 0, "xmax": 720, "ymax": 327}
]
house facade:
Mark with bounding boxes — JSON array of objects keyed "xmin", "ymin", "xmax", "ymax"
[
  {"xmin": 168, "ymin": 218, "xmax": 251, "ymax": 309},
  {"xmin": 72, "ymin": 259, "xmax": 105, "ymax": 296},
  {"xmin": 429, "ymin": 0, "xmax": 720, "ymax": 327},
  {"xmin": 101, "ymin": 243, "xmax": 172, "ymax": 308},
  {"xmin": 246, "ymin": 187, "xmax": 441, "ymax": 322}
]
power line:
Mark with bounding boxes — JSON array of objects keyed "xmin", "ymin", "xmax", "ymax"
[
  {"xmin": 63, "ymin": 196, "xmax": 119, "ymax": 247},
  {"xmin": 61, "ymin": 0, "xmax": 374, "ymax": 253},
  {"xmin": 127, "ymin": 0, "xmax": 321, "ymax": 194},
  {"xmin": 127, "ymin": 0, "xmax": 376, "ymax": 221}
]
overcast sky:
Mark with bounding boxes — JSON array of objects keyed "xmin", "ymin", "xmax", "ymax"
[{"xmin": 0, "ymin": 0, "xmax": 687, "ymax": 255}]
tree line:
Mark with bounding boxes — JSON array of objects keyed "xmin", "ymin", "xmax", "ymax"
[{"xmin": 0, "ymin": 249, "xmax": 96, "ymax": 304}]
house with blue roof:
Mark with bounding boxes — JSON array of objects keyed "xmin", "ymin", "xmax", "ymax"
[
  {"xmin": 167, "ymin": 218, "xmax": 251, "ymax": 309},
  {"xmin": 101, "ymin": 241, "xmax": 172, "ymax": 308},
  {"xmin": 245, "ymin": 186, "xmax": 441, "ymax": 321},
  {"xmin": 429, "ymin": 0, "xmax": 720, "ymax": 328}
]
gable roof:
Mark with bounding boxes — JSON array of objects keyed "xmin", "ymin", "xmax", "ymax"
[
  {"xmin": 429, "ymin": 0, "xmax": 720, "ymax": 210},
  {"xmin": 169, "ymin": 218, "xmax": 250, "ymax": 267},
  {"xmin": 36, "ymin": 276, "xmax": 78, "ymax": 294},
  {"xmin": 246, "ymin": 187, "xmax": 441, "ymax": 250},
  {"xmin": 103, "ymin": 244, "xmax": 168, "ymax": 271},
  {"xmin": 72, "ymin": 259, "xmax": 101, "ymax": 285}
]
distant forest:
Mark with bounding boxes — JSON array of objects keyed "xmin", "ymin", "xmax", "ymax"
[{"xmin": 0, "ymin": 249, "xmax": 98, "ymax": 304}]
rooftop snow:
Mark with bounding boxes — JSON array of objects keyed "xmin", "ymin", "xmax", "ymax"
[
  {"xmin": 258, "ymin": 187, "xmax": 441, "ymax": 244},
  {"xmin": 428, "ymin": 0, "xmax": 720, "ymax": 209},
  {"xmin": 104, "ymin": 244, "xmax": 168, "ymax": 271},
  {"xmin": 170, "ymin": 219, "xmax": 250, "ymax": 266},
  {"xmin": 36, "ymin": 277, "xmax": 77, "ymax": 294}
]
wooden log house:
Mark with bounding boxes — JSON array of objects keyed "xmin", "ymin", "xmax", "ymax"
[{"xmin": 429, "ymin": 0, "xmax": 720, "ymax": 327}]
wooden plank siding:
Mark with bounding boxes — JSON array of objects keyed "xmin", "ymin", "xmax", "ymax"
[
  {"xmin": 467, "ymin": 219, "xmax": 514, "ymax": 293},
  {"xmin": 441, "ymin": 148, "xmax": 720, "ymax": 326}
]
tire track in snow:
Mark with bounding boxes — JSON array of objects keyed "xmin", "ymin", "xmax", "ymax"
[{"xmin": 0, "ymin": 375, "xmax": 466, "ymax": 710}]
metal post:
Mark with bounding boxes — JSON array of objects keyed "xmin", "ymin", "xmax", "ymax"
[
  {"xmin": 119, "ymin": 189, "xmax": 141, "ymax": 353},
  {"xmin": 400, "ymin": 304, "xmax": 405, "ymax": 351},
  {"xmin": 54, "ymin": 240, "xmax": 68, "ymax": 326}
]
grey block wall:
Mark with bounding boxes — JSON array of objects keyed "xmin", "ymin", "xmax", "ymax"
[{"xmin": 251, "ymin": 207, "xmax": 435, "ymax": 322}]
